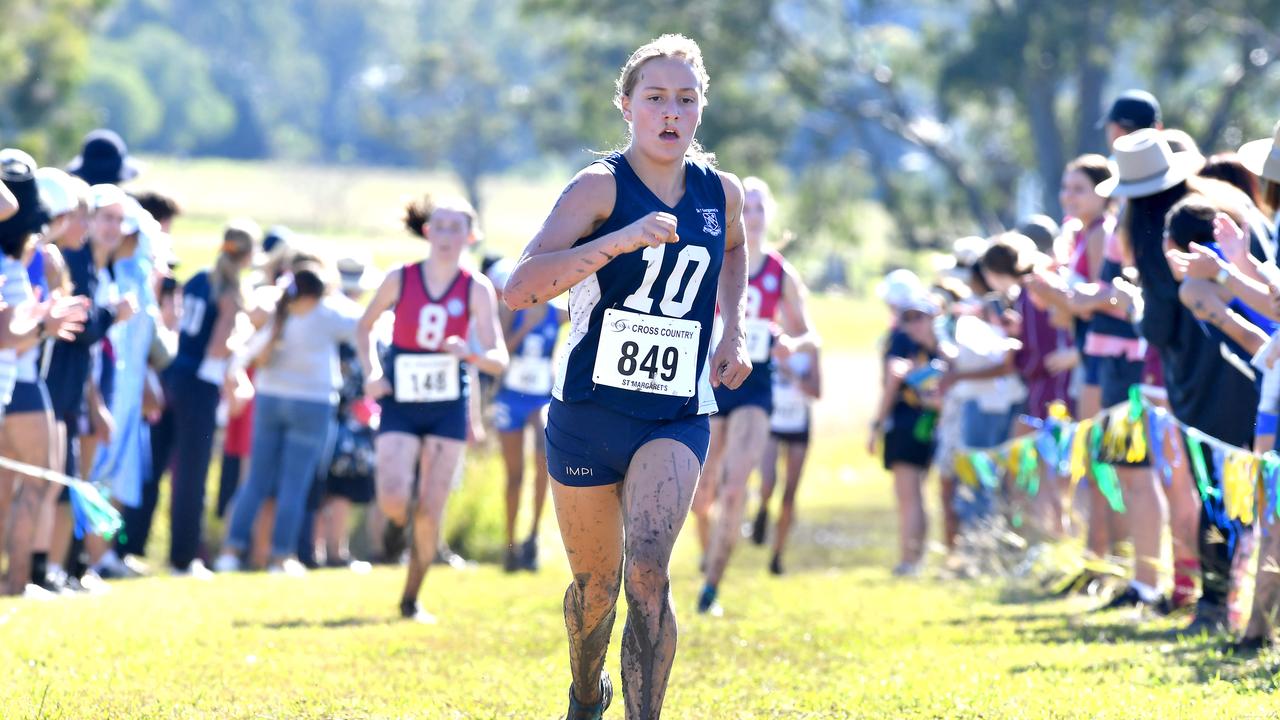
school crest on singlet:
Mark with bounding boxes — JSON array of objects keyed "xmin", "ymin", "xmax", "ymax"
[{"xmin": 554, "ymin": 153, "xmax": 727, "ymax": 420}]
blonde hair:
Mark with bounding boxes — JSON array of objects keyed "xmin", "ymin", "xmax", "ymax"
[
  {"xmin": 614, "ymin": 34, "xmax": 716, "ymax": 166},
  {"xmin": 742, "ymin": 176, "xmax": 777, "ymax": 218},
  {"xmin": 213, "ymin": 217, "xmax": 259, "ymax": 307}
]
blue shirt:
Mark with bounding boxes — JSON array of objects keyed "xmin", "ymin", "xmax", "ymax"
[{"xmin": 553, "ymin": 153, "xmax": 726, "ymax": 419}]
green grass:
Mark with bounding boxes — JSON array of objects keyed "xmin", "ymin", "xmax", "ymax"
[
  {"xmin": 3, "ymin": 158, "xmax": 1276, "ymax": 718},
  {"xmin": 4, "ymin": 433, "xmax": 1280, "ymax": 718}
]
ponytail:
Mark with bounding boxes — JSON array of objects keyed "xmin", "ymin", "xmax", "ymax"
[{"xmin": 256, "ymin": 264, "xmax": 327, "ymax": 368}]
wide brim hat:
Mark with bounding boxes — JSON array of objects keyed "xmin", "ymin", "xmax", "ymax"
[
  {"xmin": 336, "ymin": 255, "xmax": 381, "ymax": 294},
  {"xmin": 0, "ymin": 149, "xmax": 51, "ymax": 238},
  {"xmin": 1238, "ymin": 121, "xmax": 1280, "ymax": 183},
  {"xmin": 67, "ymin": 129, "xmax": 141, "ymax": 186},
  {"xmin": 1095, "ymin": 128, "xmax": 1200, "ymax": 199}
]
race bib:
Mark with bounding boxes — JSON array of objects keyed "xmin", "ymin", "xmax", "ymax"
[
  {"xmin": 504, "ymin": 355, "xmax": 553, "ymax": 396},
  {"xmin": 394, "ymin": 354, "xmax": 460, "ymax": 402},
  {"xmin": 771, "ymin": 382, "xmax": 809, "ymax": 433},
  {"xmin": 593, "ymin": 308, "xmax": 700, "ymax": 397},
  {"xmin": 745, "ymin": 319, "xmax": 774, "ymax": 363}
]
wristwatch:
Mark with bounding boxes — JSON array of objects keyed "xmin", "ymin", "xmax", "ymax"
[{"xmin": 1214, "ymin": 265, "xmax": 1231, "ymax": 286}]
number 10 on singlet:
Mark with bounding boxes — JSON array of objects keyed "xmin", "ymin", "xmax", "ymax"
[{"xmin": 593, "ymin": 308, "xmax": 700, "ymax": 397}]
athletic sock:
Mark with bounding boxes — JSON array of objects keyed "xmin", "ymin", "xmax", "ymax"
[
  {"xmin": 1130, "ymin": 580, "xmax": 1160, "ymax": 603},
  {"xmin": 31, "ymin": 552, "xmax": 48, "ymax": 585}
]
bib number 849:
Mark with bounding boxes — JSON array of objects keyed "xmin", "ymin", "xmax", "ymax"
[{"xmin": 618, "ymin": 341, "xmax": 678, "ymax": 381}]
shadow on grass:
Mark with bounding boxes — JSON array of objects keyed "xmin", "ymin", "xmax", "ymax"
[{"xmin": 232, "ymin": 615, "xmax": 397, "ymax": 630}]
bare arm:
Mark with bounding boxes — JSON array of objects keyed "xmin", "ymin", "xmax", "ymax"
[
  {"xmin": 777, "ymin": 258, "xmax": 820, "ymax": 353},
  {"xmin": 801, "ymin": 348, "xmax": 822, "ymax": 400},
  {"xmin": 709, "ymin": 171, "xmax": 751, "ymax": 389},
  {"xmin": 0, "ymin": 182, "xmax": 15, "ymax": 223},
  {"xmin": 504, "ymin": 167, "xmax": 679, "ymax": 310},
  {"xmin": 206, "ymin": 294, "xmax": 241, "ymax": 360},
  {"xmin": 500, "ymin": 302, "xmax": 545, "ymax": 353},
  {"xmin": 457, "ymin": 273, "xmax": 509, "ymax": 376},
  {"xmin": 357, "ymin": 269, "xmax": 401, "ymax": 392}
]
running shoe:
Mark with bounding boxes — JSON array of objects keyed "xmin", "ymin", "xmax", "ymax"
[
  {"xmin": 1231, "ymin": 635, "xmax": 1275, "ymax": 655},
  {"xmin": 267, "ymin": 558, "xmax": 307, "ymax": 577},
  {"xmin": 891, "ymin": 562, "xmax": 921, "ymax": 578},
  {"xmin": 520, "ymin": 536, "xmax": 539, "ymax": 572},
  {"xmin": 399, "ymin": 598, "xmax": 438, "ymax": 625},
  {"xmin": 750, "ymin": 508, "xmax": 768, "ymax": 546},
  {"xmin": 435, "ymin": 546, "xmax": 468, "ymax": 569},
  {"xmin": 565, "ymin": 671, "xmax": 613, "ymax": 720},
  {"xmin": 1095, "ymin": 585, "xmax": 1173, "ymax": 614},
  {"xmin": 36, "ymin": 567, "xmax": 70, "ymax": 595},
  {"xmin": 171, "ymin": 559, "xmax": 213, "ymax": 580},
  {"xmin": 697, "ymin": 584, "xmax": 723, "ymax": 616},
  {"xmin": 212, "ymin": 554, "xmax": 242, "ymax": 573},
  {"xmin": 503, "ymin": 547, "xmax": 520, "ymax": 574},
  {"xmin": 1170, "ymin": 602, "xmax": 1231, "ymax": 640},
  {"xmin": 768, "ymin": 554, "xmax": 784, "ymax": 576}
]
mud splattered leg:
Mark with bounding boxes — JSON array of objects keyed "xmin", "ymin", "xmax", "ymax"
[
  {"xmin": 620, "ymin": 439, "xmax": 699, "ymax": 719},
  {"xmin": 552, "ymin": 480, "xmax": 624, "ymax": 705}
]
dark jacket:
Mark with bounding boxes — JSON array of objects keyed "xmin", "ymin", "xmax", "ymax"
[
  {"xmin": 1130, "ymin": 183, "xmax": 1260, "ymax": 446},
  {"xmin": 45, "ymin": 244, "xmax": 115, "ymax": 419}
]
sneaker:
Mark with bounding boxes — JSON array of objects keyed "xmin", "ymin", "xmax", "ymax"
[
  {"xmin": 171, "ymin": 559, "xmax": 214, "ymax": 581},
  {"xmin": 435, "ymin": 546, "xmax": 468, "ymax": 570},
  {"xmin": 77, "ymin": 570, "xmax": 109, "ymax": 594},
  {"xmin": 565, "ymin": 671, "xmax": 613, "ymax": 720},
  {"xmin": 212, "ymin": 554, "xmax": 242, "ymax": 574},
  {"xmin": 267, "ymin": 558, "xmax": 307, "ymax": 577},
  {"xmin": 520, "ymin": 536, "xmax": 539, "ymax": 572},
  {"xmin": 1096, "ymin": 586, "xmax": 1173, "ymax": 614},
  {"xmin": 1097, "ymin": 586, "xmax": 1143, "ymax": 611},
  {"xmin": 61, "ymin": 574, "xmax": 90, "ymax": 594},
  {"xmin": 696, "ymin": 584, "xmax": 723, "ymax": 617},
  {"xmin": 348, "ymin": 560, "xmax": 372, "ymax": 575},
  {"xmin": 891, "ymin": 562, "xmax": 921, "ymax": 578},
  {"xmin": 37, "ymin": 567, "xmax": 70, "ymax": 595},
  {"xmin": 750, "ymin": 508, "xmax": 768, "ymax": 546},
  {"xmin": 768, "ymin": 554, "xmax": 784, "ymax": 576},
  {"xmin": 121, "ymin": 555, "xmax": 151, "ymax": 577},
  {"xmin": 1171, "ymin": 602, "xmax": 1231, "ymax": 640},
  {"xmin": 399, "ymin": 598, "xmax": 438, "ymax": 625},
  {"xmin": 22, "ymin": 583, "xmax": 57, "ymax": 600},
  {"xmin": 1231, "ymin": 635, "xmax": 1275, "ymax": 655}
]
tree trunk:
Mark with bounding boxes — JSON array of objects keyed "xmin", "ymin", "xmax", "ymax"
[
  {"xmin": 1023, "ymin": 66, "xmax": 1065, "ymax": 220},
  {"xmin": 1073, "ymin": 2, "xmax": 1114, "ymax": 157},
  {"xmin": 1201, "ymin": 29, "xmax": 1267, "ymax": 152}
]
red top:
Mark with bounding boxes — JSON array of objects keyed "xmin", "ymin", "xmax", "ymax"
[
  {"xmin": 746, "ymin": 251, "xmax": 786, "ymax": 321},
  {"xmin": 391, "ymin": 264, "xmax": 472, "ymax": 351},
  {"xmin": 1069, "ymin": 217, "xmax": 1104, "ymax": 282}
]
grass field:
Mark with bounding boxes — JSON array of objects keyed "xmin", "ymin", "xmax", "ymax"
[{"xmin": 1, "ymin": 158, "xmax": 1278, "ymax": 718}]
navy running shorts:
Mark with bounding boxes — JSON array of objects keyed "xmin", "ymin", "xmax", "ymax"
[
  {"xmin": 5, "ymin": 380, "xmax": 50, "ymax": 415},
  {"xmin": 377, "ymin": 395, "xmax": 468, "ymax": 442},
  {"xmin": 493, "ymin": 389, "xmax": 550, "ymax": 434},
  {"xmin": 545, "ymin": 398, "xmax": 710, "ymax": 487}
]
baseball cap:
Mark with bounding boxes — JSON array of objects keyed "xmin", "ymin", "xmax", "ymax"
[{"xmin": 1097, "ymin": 89, "xmax": 1161, "ymax": 131}]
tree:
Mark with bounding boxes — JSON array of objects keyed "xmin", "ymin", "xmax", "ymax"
[{"xmin": 0, "ymin": 0, "xmax": 114, "ymax": 162}]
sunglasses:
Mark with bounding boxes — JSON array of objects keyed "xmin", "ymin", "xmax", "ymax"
[{"xmin": 900, "ymin": 311, "xmax": 929, "ymax": 322}]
